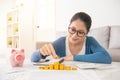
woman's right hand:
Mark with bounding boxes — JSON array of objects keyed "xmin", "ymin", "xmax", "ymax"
[{"xmin": 39, "ymin": 43, "xmax": 58, "ymax": 59}]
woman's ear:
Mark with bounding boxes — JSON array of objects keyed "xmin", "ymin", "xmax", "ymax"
[{"xmin": 11, "ymin": 49, "xmax": 16, "ymax": 54}]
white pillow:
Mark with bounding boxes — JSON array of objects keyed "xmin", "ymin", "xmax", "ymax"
[
  {"xmin": 109, "ymin": 26, "xmax": 120, "ymax": 49},
  {"xmin": 88, "ymin": 26, "xmax": 110, "ymax": 48}
]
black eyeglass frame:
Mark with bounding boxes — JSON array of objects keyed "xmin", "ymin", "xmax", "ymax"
[{"xmin": 68, "ymin": 27, "xmax": 86, "ymax": 37}]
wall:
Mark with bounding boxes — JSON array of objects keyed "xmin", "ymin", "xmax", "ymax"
[{"xmin": 55, "ymin": 0, "xmax": 120, "ymax": 32}]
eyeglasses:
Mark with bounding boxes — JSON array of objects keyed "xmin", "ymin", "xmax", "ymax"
[{"xmin": 68, "ymin": 27, "xmax": 86, "ymax": 37}]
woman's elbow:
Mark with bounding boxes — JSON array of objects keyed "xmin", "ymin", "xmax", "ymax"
[
  {"xmin": 105, "ymin": 56, "xmax": 112, "ymax": 64},
  {"xmin": 98, "ymin": 51, "xmax": 112, "ymax": 64},
  {"xmin": 31, "ymin": 56, "xmax": 39, "ymax": 62},
  {"xmin": 102, "ymin": 52, "xmax": 112, "ymax": 64},
  {"xmin": 31, "ymin": 57, "xmax": 38, "ymax": 62},
  {"xmin": 31, "ymin": 50, "xmax": 41, "ymax": 62}
]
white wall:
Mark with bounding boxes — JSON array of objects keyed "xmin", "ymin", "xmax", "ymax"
[{"xmin": 55, "ymin": 0, "xmax": 120, "ymax": 32}]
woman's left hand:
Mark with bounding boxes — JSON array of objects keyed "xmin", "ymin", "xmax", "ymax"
[{"xmin": 63, "ymin": 55, "xmax": 73, "ymax": 61}]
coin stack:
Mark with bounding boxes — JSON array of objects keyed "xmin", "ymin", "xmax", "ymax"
[{"xmin": 38, "ymin": 62, "xmax": 77, "ymax": 70}]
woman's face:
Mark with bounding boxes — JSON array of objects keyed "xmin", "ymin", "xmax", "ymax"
[{"xmin": 68, "ymin": 19, "xmax": 87, "ymax": 45}]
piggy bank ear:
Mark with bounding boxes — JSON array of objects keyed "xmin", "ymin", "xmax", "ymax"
[
  {"xmin": 11, "ymin": 49, "xmax": 16, "ymax": 54},
  {"xmin": 21, "ymin": 49, "xmax": 24, "ymax": 53}
]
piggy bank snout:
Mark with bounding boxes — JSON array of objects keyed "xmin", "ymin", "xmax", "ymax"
[{"xmin": 15, "ymin": 54, "xmax": 24, "ymax": 61}]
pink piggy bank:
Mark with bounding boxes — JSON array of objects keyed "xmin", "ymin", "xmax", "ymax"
[{"xmin": 10, "ymin": 49, "xmax": 25, "ymax": 67}]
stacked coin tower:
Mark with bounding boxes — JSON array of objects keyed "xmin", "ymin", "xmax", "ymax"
[{"xmin": 38, "ymin": 62, "xmax": 77, "ymax": 70}]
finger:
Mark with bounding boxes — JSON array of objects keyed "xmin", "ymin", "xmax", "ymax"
[
  {"xmin": 48, "ymin": 44, "xmax": 56, "ymax": 56},
  {"xmin": 48, "ymin": 44, "xmax": 58, "ymax": 59},
  {"xmin": 40, "ymin": 48, "xmax": 46, "ymax": 56},
  {"xmin": 42, "ymin": 46, "xmax": 49, "ymax": 55},
  {"xmin": 44, "ymin": 44, "xmax": 51, "ymax": 55},
  {"xmin": 40, "ymin": 47, "xmax": 48, "ymax": 56},
  {"xmin": 62, "ymin": 57, "xmax": 66, "ymax": 60}
]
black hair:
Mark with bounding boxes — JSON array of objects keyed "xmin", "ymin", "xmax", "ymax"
[{"xmin": 70, "ymin": 12, "xmax": 92, "ymax": 32}]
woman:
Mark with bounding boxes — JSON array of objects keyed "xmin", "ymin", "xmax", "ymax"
[{"xmin": 31, "ymin": 12, "xmax": 112, "ymax": 64}]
